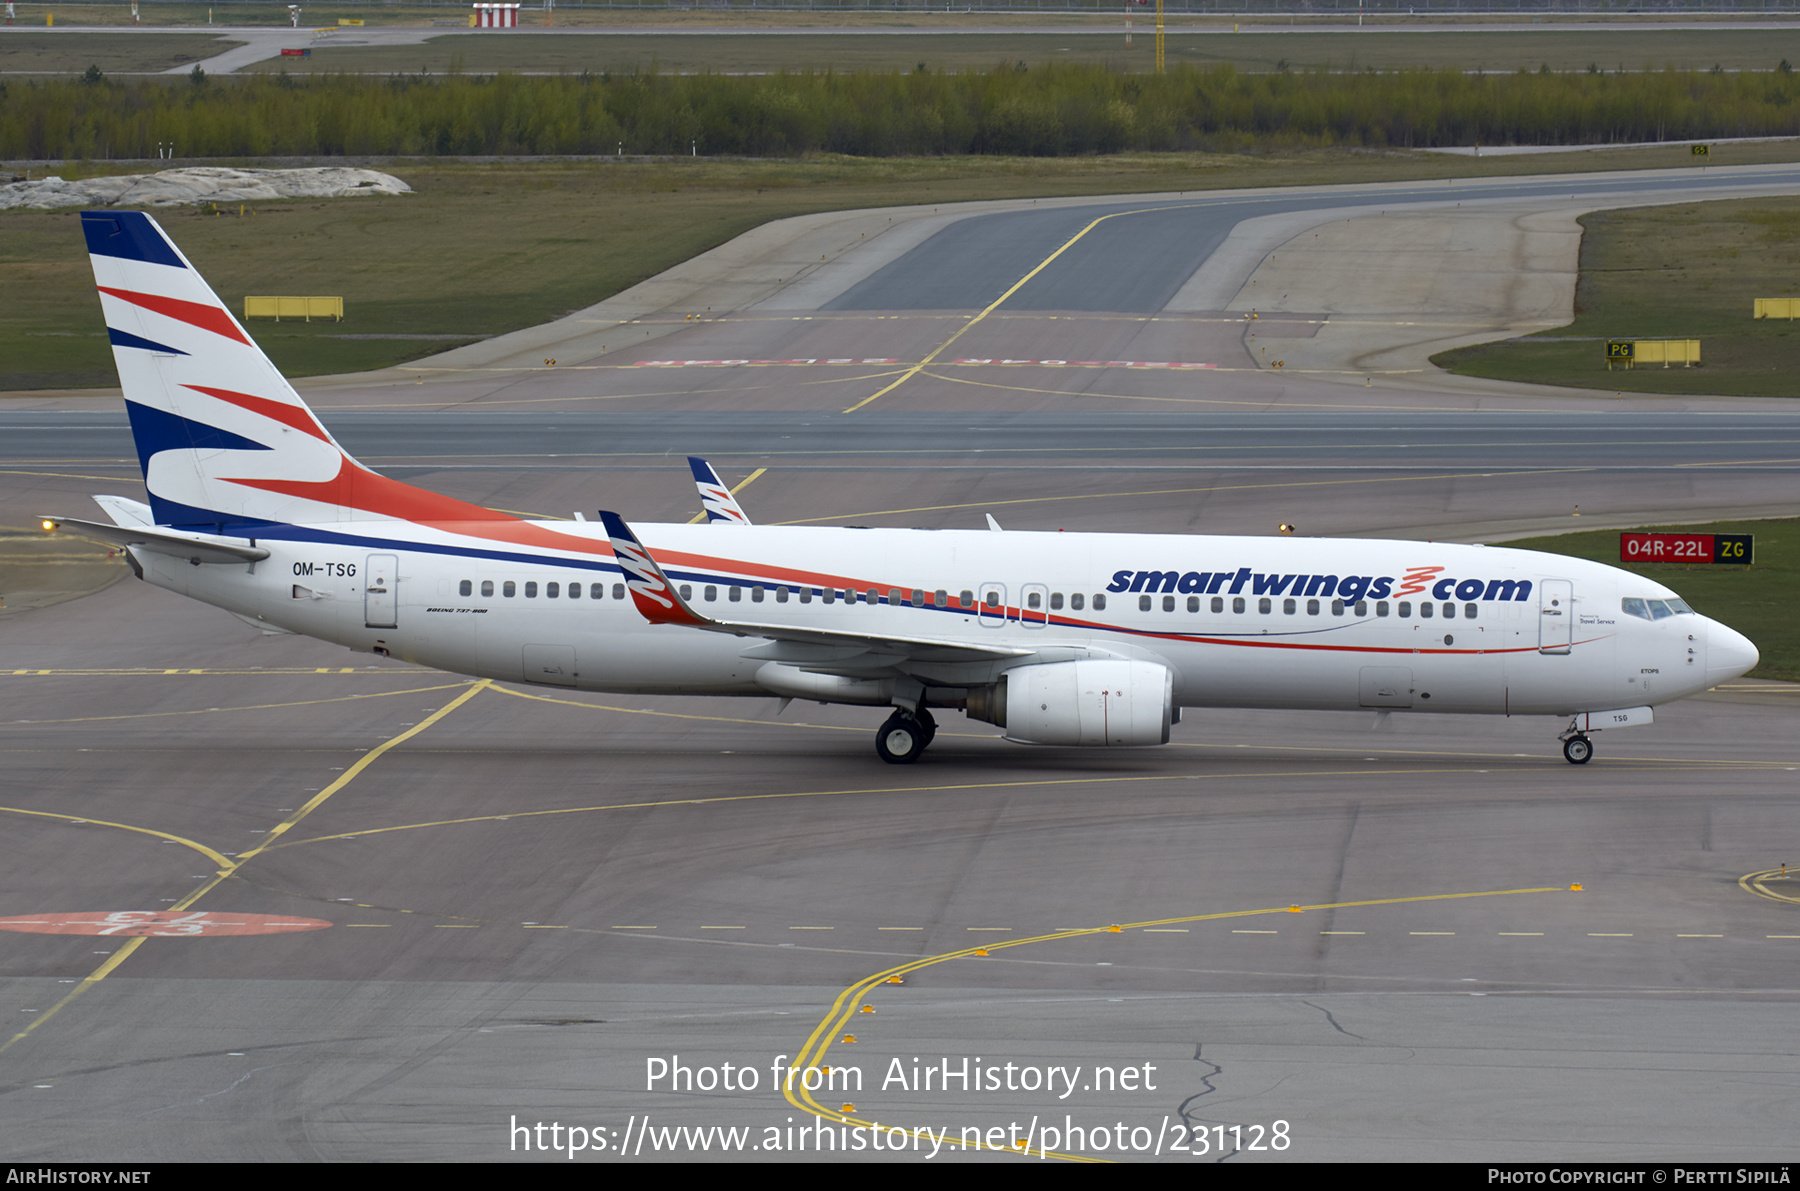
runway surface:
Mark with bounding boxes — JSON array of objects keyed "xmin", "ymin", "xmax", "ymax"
[{"xmin": 3, "ymin": 164, "xmax": 1800, "ymax": 1163}]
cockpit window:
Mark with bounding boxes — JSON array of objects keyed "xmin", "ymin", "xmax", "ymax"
[{"xmin": 1624, "ymin": 596, "xmax": 1694, "ymax": 620}]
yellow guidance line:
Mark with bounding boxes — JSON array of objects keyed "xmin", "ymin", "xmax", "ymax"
[
  {"xmin": 771, "ymin": 466, "xmax": 1594, "ymax": 526},
  {"xmin": 783, "ymin": 884, "xmax": 1565, "ymax": 1160},
  {"xmin": 0, "ymin": 807, "xmax": 230, "ymax": 868},
  {"xmin": 237, "ymin": 680, "xmax": 490, "ymax": 862},
  {"xmin": 0, "ymin": 680, "xmax": 491, "ymax": 1057},
  {"xmin": 842, "ymin": 202, "xmax": 1205, "ymax": 415}
]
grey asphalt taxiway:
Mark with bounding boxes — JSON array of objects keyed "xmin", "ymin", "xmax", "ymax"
[{"xmin": 4, "ymin": 164, "xmax": 1800, "ymax": 1163}]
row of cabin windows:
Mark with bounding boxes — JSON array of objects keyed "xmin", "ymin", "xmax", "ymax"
[
  {"xmin": 450, "ymin": 580, "xmax": 1118, "ymax": 610},
  {"xmin": 452, "ymin": 579, "xmax": 1482, "ymax": 622},
  {"xmin": 1138, "ymin": 595, "xmax": 1483, "ymax": 620},
  {"xmin": 460, "ymin": 579, "xmax": 627, "ymax": 600}
]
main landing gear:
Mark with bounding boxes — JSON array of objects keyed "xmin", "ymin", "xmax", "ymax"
[{"xmin": 875, "ymin": 707, "xmax": 937, "ymax": 764}]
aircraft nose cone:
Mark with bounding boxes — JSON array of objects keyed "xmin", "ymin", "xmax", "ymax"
[{"xmin": 1707, "ymin": 621, "xmax": 1759, "ymax": 687}]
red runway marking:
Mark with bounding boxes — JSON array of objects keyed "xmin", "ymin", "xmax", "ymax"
[{"xmin": 0, "ymin": 911, "xmax": 331, "ymax": 937}]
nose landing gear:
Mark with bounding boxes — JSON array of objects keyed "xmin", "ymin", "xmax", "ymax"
[
  {"xmin": 1561, "ymin": 734, "xmax": 1593, "ymax": 765},
  {"xmin": 875, "ymin": 707, "xmax": 937, "ymax": 764}
]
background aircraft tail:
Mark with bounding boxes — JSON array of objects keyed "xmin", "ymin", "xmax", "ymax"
[{"xmin": 83, "ymin": 210, "xmax": 409, "ymax": 532}]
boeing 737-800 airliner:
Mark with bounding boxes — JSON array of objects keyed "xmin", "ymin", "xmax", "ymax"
[{"xmin": 48, "ymin": 210, "xmax": 1760, "ymax": 765}]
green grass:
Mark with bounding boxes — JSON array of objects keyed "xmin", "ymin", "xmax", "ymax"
[
  {"xmin": 0, "ymin": 32, "xmax": 242, "ymax": 73},
  {"xmin": 12, "ymin": 144, "xmax": 1800, "ymax": 390},
  {"xmin": 1504, "ymin": 518, "xmax": 1798, "ymax": 681},
  {"xmin": 244, "ymin": 28, "xmax": 1800, "ymax": 78},
  {"xmin": 1434, "ymin": 199, "xmax": 1800, "ymax": 398}
]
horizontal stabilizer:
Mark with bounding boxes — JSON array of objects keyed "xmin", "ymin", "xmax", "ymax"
[{"xmin": 44, "ymin": 515, "xmax": 270, "ymax": 565}]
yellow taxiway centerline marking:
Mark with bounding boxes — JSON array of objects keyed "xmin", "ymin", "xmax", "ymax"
[
  {"xmin": 783, "ymin": 884, "xmax": 1565, "ymax": 1161},
  {"xmin": 771, "ymin": 466, "xmax": 1596, "ymax": 526},
  {"xmin": 0, "ymin": 680, "xmax": 490, "ymax": 1056},
  {"xmin": 0, "ymin": 808, "xmax": 230, "ymax": 868},
  {"xmin": 842, "ymin": 201, "xmax": 1209, "ymax": 415},
  {"xmin": 0, "ymin": 682, "xmax": 470, "ymax": 726},
  {"xmin": 267, "ymin": 765, "xmax": 1491, "ymax": 851}
]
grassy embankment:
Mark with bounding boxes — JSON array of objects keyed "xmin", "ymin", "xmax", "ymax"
[
  {"xmin": 11, "ymin": 143, "xmax": 1800, "ymax": 390},
  {"xmin": 1505, "ymin": 519, "xmax": 1798, "ymax": 682},
  {"xmin": 1434, "ymin": 199, "xmax": 1800, "ymax": 398},
  {"xmin": 0, "ymin": 32, "xmax": 242, "ymax": 74}
]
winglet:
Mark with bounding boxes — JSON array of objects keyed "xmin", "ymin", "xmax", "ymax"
[
  {"xmin": 596, "ymin": 511, "xmax": 710, "ymax": 628},
  {"xmin": 688, "ymin": 457, "xmax": 752, "ymax": 525}
]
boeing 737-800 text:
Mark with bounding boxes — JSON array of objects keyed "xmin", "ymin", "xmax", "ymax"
[{"xmin": 47, "ymin": 210, "xmax": 1759, "ymax": 765}]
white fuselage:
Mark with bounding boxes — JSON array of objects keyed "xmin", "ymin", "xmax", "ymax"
[{"xmin": 129, "ymin": 521, "xmax": 1745, "ymax": 720}]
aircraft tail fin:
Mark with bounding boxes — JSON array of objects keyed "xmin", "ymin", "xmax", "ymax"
[
  {"xmin": 688, "ymin": 457, "xmax": 753, "ymax": 526},
  {"xmin": 81, "ymin": 209, "xmax": 402, "ymax": 531}
]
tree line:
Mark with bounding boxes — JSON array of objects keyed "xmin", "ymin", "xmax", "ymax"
[{"xmin": 5, "ymin": 63, "xmax": 1799, "ymax": 160}]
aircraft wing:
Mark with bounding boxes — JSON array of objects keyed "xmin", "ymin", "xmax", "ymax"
[
  {"xmin": 688, "ymin": 457, "xmax": 752, "ymax": 526},
  {"xmin": 598, "ymin": 511, "xmax": 1033, "ymax": 665}
]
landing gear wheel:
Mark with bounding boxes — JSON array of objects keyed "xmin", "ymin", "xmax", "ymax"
[
  {"xmin": 876, "ymin": 713, "xmax": 927, "ymax": 765},
  {"xmin": 915, "ymin": 707, "xmax": 937, "ymax": 748},
  {"xmin": 1563, "ymin": 735, "xmax": 1593, "ymax": 765}
]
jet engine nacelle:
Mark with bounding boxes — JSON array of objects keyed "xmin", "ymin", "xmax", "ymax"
[{"xmin": 967, "ymin": 659, "xmax": 1173, "ymax": 747}]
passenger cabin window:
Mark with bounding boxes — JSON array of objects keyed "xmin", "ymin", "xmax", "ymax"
[
  {"xmin": 1139, "ymin": 595, "xmax": 1152, "ymax": 612},
  {"xmin": 1420, "ymin": 602, "xmax": 1433, "ymax": 618},
  {"xmin": 1049, "ymin": 592, "xmax": 1062, "ymax": 611},
  {"xmin": 1092, "ymin": 594, "xmax": 1106, "ymax": 611},
  {"xmin": 679, "ymin": 585, "xmax": 692, "ymax": 600},
  {"xmin": 1070, "ymin": 593, "xmax": 1085, "ymax": 611},
  {"xmin": 569, "ymin": 582, "xmax": 580, "ymax": 599},
  {"xmin": 503, "ymin": 581, "xmax": 516, "ymax": 598},
  {"xmin": 546, "ymin": 582, "xmax": 559, "ymax": 598},
  {"xmin": 1211, "ymin": 597, "xmax": 1224, "ymax": 613},
  {"xmin": 613, "ymin": 583, "xmax": 625, "ymax": 600},
  {"xmin": 459, "ymin": 580, "xmax": 472, "ymax": 596},
  {"xmin": 482, "ymin": 580, "xmax": 495, "ymax": 597},
  {"xmin": 1232, "ymin": 597, "xmax": 1246, "ymax": 614},
  {"xmin": 959, "ymin": 590, "xmax": 974, "ymax": 608},
  {"xmin": 704, "ymin": 586, "xmax": 717, "ymax": 602},
  {"xmin": 590, "ymin": 583, "xmax": 604, "ymax": 599},
  {"xmin": 1188, "ymin": 596, "xmax": 1200, "ymax": 612}
]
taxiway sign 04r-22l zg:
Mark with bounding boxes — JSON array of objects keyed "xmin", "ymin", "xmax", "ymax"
[{"xmin": 50, "ymin": 210, "xmax": 1759, "ymax": 765}]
